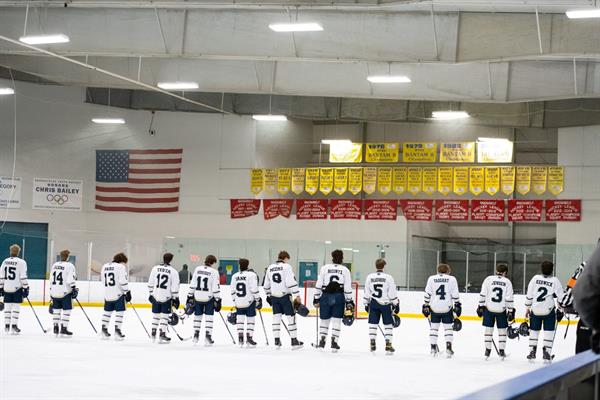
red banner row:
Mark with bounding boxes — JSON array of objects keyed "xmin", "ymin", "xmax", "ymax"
[{"xmin": 231, "ymin": 199, "xmax": 581, "ymax": 222}]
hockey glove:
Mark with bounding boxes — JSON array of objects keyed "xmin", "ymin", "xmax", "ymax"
[
  {"xmin": 393, "ymin": 303, "xmax": 400, "ymax": 315},
  {"xmin": 422, "ymin": 304, "xmax": 431, "ymax": 318},
  {"xmin": 453, "ymin": 302, "xmax": 462, "ymax": 317},
  {"xmin": 507, "ymin": 308, "xmax": 516, "ymax": 322},
  {"xmin": 476, "ymin": 305, "xmax": 485, "ymax": 318},
  {"xmin": 71, "ymin": 287, "xmax": 79, "ymax": 299},
  {"xmin": 214, "ymin": 298, "xmax": 222, "ymax": 312},
  {"xmin": 172, "ymin": 297, "xmax": 181, "ymax": 310},
  {"xmin": 313, "ymin": 297, "xmax": 320, "ymax": 308},
  {"xmin": 148, "ymin": 295, "xmax": 156, "ymax": 305},
  {"xmin": 364, "ymin": 303, "xmax": 369, "ymax": 313},
  {"xmin": 345, "ymin": 299, "xmax": 355, "ymax": 312},
  {"xmin": 125, "ymin": 290, "xmax": 132, "ymax": 303},
  {"xmin": 266, "ymin": 296, "xmax": 272, "ymax": 306},
  {"xmin": 556, "ymin": 308, "xmax": 564, "ymax": 323},
  {"xmin": 256, "ymin": 297, "xmax": 263, "ymax": 310},
  {"xmin": 21, "ymin": 287, "xmax": 29, "ymax": 298}
]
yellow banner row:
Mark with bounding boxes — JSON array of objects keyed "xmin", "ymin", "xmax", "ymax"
[{"xmin": 251, "ymin": 166, "xmax": 564, "ymax": 196}]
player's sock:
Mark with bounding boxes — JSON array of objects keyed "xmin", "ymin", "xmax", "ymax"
[
  {"xmin": 384, "ymin": 324, "xmax": 393, "ymax": 342},
  {"xmin": 319, "ymin": 318, "xmax": 330, "ymax": 339},
  {"xmin": 193, "ymin": 315, "xmax": 201, "ymax": 333},
  {"xmin": 61, "ymin": 310, "xmax": 71, "ymax": 329},
  {"xmin": 101, "ymin": 311, "xmax": 111, "ymax": 328},
  {"xmin": 151, "ymin": 314, "xmax": 160, "ymax": 332},
  {"xmin": 542, "ymin": 329, "xmax": 555, "ymax": 353},
  {"xmin": 430, "ymin": 322, "xmax": 440, "ymax": 345},
  {"xmin": 159, "ymin": 313, "xmax": 169, "ymax": 332},
  {"xmin": 247, "ymin": 316, "xmax": 255, "ymax": 338},
  {"xmin": 484, "ymin": 327, "xmax": 493, "ymax": 350},
  {"xmin": 272, "ymin": 313, "xmax": 282, "ymax": 339},
  {"xmin": 331, "ymin": 318, "xmax": 341, "ymax": 340},
  {"xmin": 4, "ymin": 303, "xmax": 13, "ymax": 328},
  {"xmin": 236, "ymin": 314, "xmax": 244, "ymax": 336},
  {"xmin": 368, "ymin": 323, "xmax": 377, "ymax": 340},
  {"xmin": 529, "ymin": 330, "xmax": 540, "ymax": 350},
  {"xmin": 53, "ymin": 308, "xmax": 61, "ymax": 327},
  {"xmin": 11, "ymin": 304, "xmax": 20, "ymax": 326},
  {"xmin": 498, "ymin": 328, "xmax": 507, "ymax": 351},
  {"xmin": 205, "ymin": 314, "xmax": 214, "ymax": 336},
  {"xmin": 115, "ymin": 311, "xmax": 124, "ymax": 329},
  {"xmin": 286, "ymin": 315, "xmax": 298, "ymax": 339},
  {"xmin": 443, "ymin": 323, "xmax": 453, "ymax": 343}
]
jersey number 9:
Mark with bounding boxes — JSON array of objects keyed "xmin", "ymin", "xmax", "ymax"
[{"xmin": 236, "ymin": 282, "xmax": 247, "ymax": 297}]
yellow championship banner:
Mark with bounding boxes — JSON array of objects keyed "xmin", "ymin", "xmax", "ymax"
[
  {"xmin": 477, "ymin": 140, "xmax": 514, "ymax": 163},
  {"xmin": 329, "ymin": 142, "xmax": 363, "ymax": 163},
  {"xmin": 348, "ymin": 167, "xmax": 363, "ymax": 195},
  {"xmin": 532, "ymin": 166, "xmax": 547, "ymax": 195},
  {"xmin": 319, "ymin": 168, "xmax": 334, "ymax": 195},
  {"xmin": 422, "ymin": 167, "xmax": 437, "ymax": 195},
  {"xmin": 469, "ymin": 167, "xmax": 484, "ymax": 196},
  {"xmin": 501, "ymin": 166, "xmax": 515, "ymax": 195},
  {"xmin": 440, "ymin": 142, "xmax": 475, "ymax": 163},
  {"xmin": 407, "ymin": 167, "xmax": 422, "ymax": 195},
  {"xmin": 305, "ymin": 168, "xmax": 319, "ymax": 195},
  {"xmin": 250, "ymin": 169, "xmax": 263, "ymax": 195},
  {"xmin": 334, "ymin": 168, "xmax": 348, "ymax": 195},
  {"xmin": 516, "ymin": 166, "xmax": 532, "ymax": 195},
  {"xmin": 291, "ymin": 168, "xmax": 305, "ymax": 195},
  {"xmin": 264, "ymin": 168, "xmax": 277, "ymax": 193},
  {"xmin": 485, "ymin": 167, "xmax": 500, "ymax": 196},
  {"xmin": 403, "ymin": 142, "xmax": 438, "ymax": 163},
  {"xmin": 362, "ymin": 167, "xmax": 377, "ymax": 194},
  {"xmin": 377, "ymin": 167, "xmax": 392, "ymax": 195},
  {"xmin": 437, "ymin": 167, "xmax": 453, "ymax": 195},
  {"xmin": 453, "ymin": 167, "xmax": 468, "ymax": 195},
  {"xmin": 277, "ymin": 168, "xmax": 291, "ymax": 195},
  {"xmin": 393, "ymin": 167, "xmax": 407, "ymax": 195},
  {"xmin": 366, "ymin": 143, "xmax": 399, "ymax": 163},
  {"xmin": 548, "ymin": 166, "xmax": 564, "ymax": 195}
]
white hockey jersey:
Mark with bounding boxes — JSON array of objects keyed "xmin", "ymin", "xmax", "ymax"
[
  {"xmin": 0, "ymin": 256, "xmax": 28, "ymax": 293},
  {"xmin": 424, "ymin": 273, "xmax": 460, "ymax": 314},
  {"xmin": 49, "ymin": 261, "xmax": 77, "ymax": 298},
  {"xmin": 148, "ymin": 264, "xmax": 180, "ymax": 303},
  {"xmin": 101, "ymin": 262, "xmax": 130, "ymax": 302},
  {"xmin": 525, "ymin": 274, "xmax": 564, "ymax": 316},
  {"xmin": 231, "ymin": 270, "xmax": 260, "ymax": 308},
  {"xmin": 188, "ymin": 265, "xmax": 221, "ymax": 302},
  {"xmin": 363, "ymin": 271, "xmax": 398, "ymax": 306},
  {"xmin": 263, "ymin": 262, "xmax": 300, "ymax": 298},
  {"xmin": 314, "ymin": 263, "xmax": 353, "ymax": 302},
  {"xmin": 479, "ymin": 274, "xmax": 514, "ymax": 313}
]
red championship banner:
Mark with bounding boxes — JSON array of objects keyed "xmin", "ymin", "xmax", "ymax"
[
  {"xmin": 508, "ymin": 200, "xmax": 542, "ymax": 222},
  {"xmin": 263, "ymin": 199, "xmax": 293, "ymax": 220},
  {"xmin": 545, "ymin": 200, "xmax": 582, "ymax": 222},
  {"xmin": 399, "ymin": 200, "xmax": 433, "ymax": 221},
  {"xmin": 230, "ymin": 199, "xmax": 261, "ymax": 219},
  {"xmin": 471, "ymin": 199, "xmax": 506, "ymax": 222},
  {"xmin": 364, "ymin": 200, "xmax": 398, "ymax": 220},
  {"xmin": 330, "ymin": 199, "xmax": 362, "ymax": 220},
  {"xmin": 434, "ymin": 200, "xmax": 469, "ymax": 221},
  {"xmin": 296, "ymin": 199, "xmax": 328, "ymax": 220}
]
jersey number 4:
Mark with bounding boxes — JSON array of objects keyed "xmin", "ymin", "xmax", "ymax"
[
  {"xmin": 436, "ymin": 285, "xmax": 446, "ymax": 300},
  {"xmin": 52, "ymin": 271, "xmax": 64, "ymax": 285}
]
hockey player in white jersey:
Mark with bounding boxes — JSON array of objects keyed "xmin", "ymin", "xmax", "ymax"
[
  {"xmin": 264, "ymin": 250, "xmax": 304, "ymax": 349},
  {"xmin": 477, "ymin": 263, "xmax": 515, "ymax": 360},
  {"xmin": 100, "ymin": 252, "xmax": 131, "ymax": 340},
  {"xmin": 187, "ymin": 255, "xmax": 221, "ymax": 345},
  {"xmin": 422, "ymin": 264, "xmax": 461, "ymax": 357},
  {"xmin": 148, "ymin": 253, "xmax": 180, "ymax": 343},
  {"xmin": 313, "ymin": 249, "xmax": 354, "ymax": 352},
  {"xmin": 230, "ymin": 258, "xmax": 261, "ymax": 347},
  {"xmin": 525, "ymin": 261, "xmax": 564, "ymax": 363},
  {"xmin": 49, "ymin": 250, "xmax": 78, "ymax": 337},
  {"xmin": 0, "ymin": 244, "xmax": 29, "ymax": 334},
  {"xmin": 363, "ymin": 259, "xmax": 399, "ymax": 355}
]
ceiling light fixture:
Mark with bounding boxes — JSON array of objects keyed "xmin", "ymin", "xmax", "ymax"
[
  {"xmin": 252, "ymin": 114, "xmax": 288, "ymax": 121},
  {"xmin": 325, "ymin": 240, "xmax": 332, "ymax": 244},
  {"xmin": 92, "ymin": 118, "xmax": 126, "ymax": 124},
  {"xmin": 367, "ymin": 75, "xmax": 411, "ymax": 83},
  {"xmin": 0, "ymin": 88, "xmax": 15, "ymax": 95},
  {"xmin": 477, "ymin": 137, "xmax": 510, "ymax": 142},
  {"xmin": 432, "ymin": 111, "xmax": 470, "ymax": 120},
  {"xmin": 157, "ymin": 82, "xmax": 199, "ymax": 90},
  {"xmin": 321, "ymin": 139, "xmax": 352, "ymax": 145},
  {"xmin": 19, "ymin": 34, "xmax": 70, "ymax": 45},
  {"xmin": 566, "ymin": 9, "xmax": 600, "ymax": 19},
  {"xmin": 269, "ymin": 23, "xmax": 323, "ymax": 32}
]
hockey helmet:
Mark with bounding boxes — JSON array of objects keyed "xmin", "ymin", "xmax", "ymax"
[
  {"xmin": 227, "ymin": 311, "xmax": 237, "ymax": 325},
  {"xmin": 392, "ymin": 314, "xmax": 401, "ymax": 328},
  {"xmin": 507, "ymin": 325, "xmax": 520, "ymax": 339},
  {"xmin": 295, "ymin": 304, "xmax": 310, "ymax": 317},
  {"xmin": 519, "ymin": 322, "xmax": 530, "ymax": 337},
  {"xmin": 184, "ymin": 302, "xmax": 194, "ymax": 316},
  {"xmin": 342, "ymin": 308, "xmax": 355, "ymax": 326},
  {"xmin": 452, "ymin": 318, "xmax": 462, "ymax": 332},
  {"xmin": 168, "ymin": 312, "xmax": 179, "ymax": 326}
]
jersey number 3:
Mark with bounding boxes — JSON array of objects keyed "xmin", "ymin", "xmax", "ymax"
[{"xmin": 491, "ymin": 287, "xmax": 503, "ymax": 303}]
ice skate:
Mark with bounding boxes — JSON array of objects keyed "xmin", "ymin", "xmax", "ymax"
[
  {"xmin": 331, "ymin": 338, "xmax": 340, "ymax": 353},
  {"xmin": 527, "ymin": 346, "xmax": 537, "ymax": 363},
  {"xmin": 291, "ymin": 338, "xmax": 303, "ymax": 350},
  {"xmin": 11, "ymin": 325, "xmax": 21, "ymax": 335},
  {"xmin": 484, "ymin": 348, "xmax": 491, "ymax": 360},
  {"xmin": 150, "ymin": 328, "xmax": 157, "ymax": 342},
  {"xmin": 158, "ymin": 331, "xmax": 171, "ymax": 344},
  {"xmin": 370, "ymin": 339, "xmax": 376, "ymax": 353},
  {"xmin": 274, "ymin": 337, "xmax": 282, "ymax": 349},
  {"xmin": 446, "ymin": 342, "xmax": 454, "ymax": 358},
  {"xmin": 385, "ymin": 341, "xmax": 395, "ymax": 356},
  {"xmin": 238, "ymin": 333, "xmax": 245, "ymax": 347},
  {"xmin": 498, "ymin": 349, "xmax": 507, "ymax": 360},
  {"xmin": 246, "ymin": 335, "xmax": 257, "ymax": 348},
  {"xmin": 101, "ymin": 326, "xmax": 111, "ymax": 340},
  {"xmin": 114, "ymin": 328, "xmax": 125, "ymax": 341},
  {"xmin": 192, "ymin": 330, "xmax": 200, "ymax": 344},
  {"xmin": 204, "ymin": 333, "xmax": 214, "ymax": 347},
  {"xmin": 542, "ymin": 347, "xmax": 554, "ymax": 364},
  {"xmin": 60, "ymin": 326, "xmax": 73, "ymax": 337},
  {"xmin": 53, "ymin": 324, "xmax": 59, "ymax": 337},
  {"xmin": 431, "ymin": 344, "xmax": 439, "ymax": 357}
]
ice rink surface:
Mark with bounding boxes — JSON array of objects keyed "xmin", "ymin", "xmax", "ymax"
[{"xmin": 1, "ymin": 306, "xmax": 576, "ymax": 400}]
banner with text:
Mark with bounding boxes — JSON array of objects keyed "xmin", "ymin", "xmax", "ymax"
[
  {"xmin": 399, "ymin": 200, "xmax": 433, "ymax": 221},
  {"xmin": 403, "ymin": 143, "xmax": 437, "ymax": 163},
  {"xmin": 230, "ymin": 199, "xmax": 261, "ymax": 219},
  {"xmin": 508, "ymin": 199, "xmax": 542, "ymax": 222},
  {"xmin": 366, "ymin": 143, "xmax": 399, "ymax": 163},
  {"xmin": 440, "ymin": 142, "xmax": 475, "ymax": 163},
  {"xmin": 435, "ymin": 200, "xmax": 469, "ymax": 221},
  {"xmin": 263, "ymin": 199, "xmax": 293, "ymax": 220},
  {"xmin": 33, "ymin": 178, "xmax": 82, "ymax": 211},
  {"xmin": 364, "ymin": 200, "xmax": 398, "ymax": 220},
  {"xmin": 0, "ymin": 176, "xmax": 21, "ymax": 209},
  {"xmin": 296, "ymin": 199, "xmax": 328, "ymax": 220},
  {"xmin": 330, "ymin": 199, "xmax": 362, "ymax": 220},
  {"xmin": 470, "ymin": 200, "xmax": 506, "ymax": 222},
  {"xmin": 545, "ymin": 200, "xmax": 581, "ymax": 222}
]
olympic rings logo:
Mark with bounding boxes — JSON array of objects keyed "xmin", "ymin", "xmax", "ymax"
[{"xmin": 46, "ymin": 194, "xmax": 69, "ymax": 205}]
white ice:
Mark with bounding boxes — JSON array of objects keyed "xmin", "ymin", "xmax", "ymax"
[{"xmin": 1, "ymin": 307, "xmax": 576, "ymax": 400}]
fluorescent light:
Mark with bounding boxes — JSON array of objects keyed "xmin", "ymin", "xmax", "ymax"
[
  {"xmin": 352, "ymin": 249, "xmax": 360, "ymax": 253},
  {"xmin": 367, "ymin": 75, "xmax": 411, "ymax": 83},
  {"xmin": 157, "ymin": 82, "xmax": 199, "ymax": 90},
  {"xmin": 432, "ymin": 111, "xmax": 470, "ymax": 120},
  {"xmin": 269, "ymin": 23, "xmax": 323, "ymax": 32},
  {"xmin": 92, "ymin": 118, "xmax": 126, "ymax": 124},
  {"xmin": 165, "ymin": 236, "xmax": 176, "ymax": 239},
  {"xmin": 566, "ymin": 9, "xmax": 600, "ymax": 19},
  {"xmin": 252, "ymin": 114, "xmax": 287, "ymax": 121},
  {"xmin": 341, "ymin": 247, "xmax": 353, "ymax": 251},
  {"xmin": 325, "ymin": 240, "xmax": 332, "ymax": 244},
  {"xmin": 19, "ymin": 34, "xmax": 69, "ymax": 45},
  {"xmin": 0, "ymin": 88, "xmax": 14, "ymax": 95},
  {"xmin": 321, "ymin": 139, "xmax": 352, "ymax": 145},
  {"xmin": 477, "ymin": 137, "xmax": 510, "ymax": 142}
]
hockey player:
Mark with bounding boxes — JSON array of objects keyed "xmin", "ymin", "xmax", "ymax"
[
  {"xmin": 230, "ymin": 258, "xmax": 262, "ymax": 347},
  {"xmin": 478, "ymin": 263, "xmax": 515, "ymax": 360},
  {"xmin": 525, "ymin": 261, "xmax": 564, "ymax": 363},
  {"xmin": 148, "ymin": 252, "xmax": 180, "ymax": 343},
  {"xmin": 49, "ymin": 250, "xmax": 78, "ymax": 337},
  {"xmin": 187, "ymin": 255, "xmax": 221, "ymax": 346},
  {"xmin": 264, "ymin": 251, "xmax": 304, "ymax": 349},
  {"xmin": 313, "ymin": 249, "xmax": 354, "ymax": 352},
  {"xmin": 0, "ymin": 244, "xmax": 29, "ymax": 334},
  {"xmin": 363, "ymin": 258, "xmax": 399, "ymax": 355},
  {"xmin": 422, "ymin": 263, "xmax": 461, "ymax": 357},
  {"xmin": 100, "ymin": 252, "xmax": 131, "ymax": 340}
]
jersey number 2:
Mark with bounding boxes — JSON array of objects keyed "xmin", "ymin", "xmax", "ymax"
[{"xmin": 536, "ymin": 287, "xmax": 549, "ymax": 302}]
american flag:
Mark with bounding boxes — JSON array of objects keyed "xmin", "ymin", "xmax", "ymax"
[{"xmin": 95, "ymin": 149, "xmax": 182, "ymax": 212}]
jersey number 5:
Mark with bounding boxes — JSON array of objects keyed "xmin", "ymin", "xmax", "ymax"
[
  {"xmin": 6, "ymin": 266, "xmax": 16, "ymax": 280},
  {"xmin": 52, "ymin": 271, "xmax": 64, "ymax": 285},
  {"xmin": 372, "ymin": 283, "xmax": 383, "ymax": 298}
]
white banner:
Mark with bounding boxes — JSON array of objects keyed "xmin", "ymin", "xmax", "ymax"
[
  {"xmin": 32, "ymin": 178, "xmax": 83, "ymax": 211},
  {"xmin": 0, "ymin": 176, "xmax": 21, "ymax": 209}
]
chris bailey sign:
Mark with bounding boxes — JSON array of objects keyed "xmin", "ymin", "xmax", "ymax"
[
  {"xmin": 33, "ymin": 178, "xmax": 83, "ymax": 211},
  {"xmin": 0, "ymin": 176, "xmax": 22, "ymax": 209}
]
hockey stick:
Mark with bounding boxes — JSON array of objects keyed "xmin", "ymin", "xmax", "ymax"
[
  {"xmin": 127, "ymin": 301, "xmax": 150, "ymax": 338},
  {"xmin": 258, "ymin": 310, "xmax": 269, "ymax": 345},
  {"xmin": 491, "ymin": 338, "xmax": 500, "ymax": 355},
  {"xmin": 25, "ymin": 297, "xmax": 48, "ymax": 333},
  {"xmin": 75, "ymin": 298, "xmax": 97, "ymax": 334},
  {"xmin": 281, "ymin": 319, "xmax": 291, "ymax": 336},
  {"xmin": 311, "ymin": 307, "xmax": 321, "ymax": 348},
  {"xmin": 168, "ymin": 324, "xmax": 192, "ymax": 341},
  {"xmin": 218, "ymin": 311, "xmax": 236, "ymax": 344},
  {"xmin": 378, "ymin": 325, "xmax": 386, "ymax": 337}
]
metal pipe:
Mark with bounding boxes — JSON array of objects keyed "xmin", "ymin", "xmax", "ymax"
[{"xmin": 535, "ymin": 8, "xmax": 543, "ymax": 54}]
